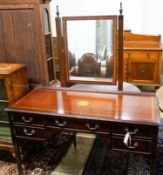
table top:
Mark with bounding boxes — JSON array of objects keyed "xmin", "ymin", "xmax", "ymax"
[
  {"xmin": 6, "ymin": 88, "xmax": 160, "ymax": 125},
  {"xmin": 0, "ymin": 63, "xmax": 25, "ymax": 75}
]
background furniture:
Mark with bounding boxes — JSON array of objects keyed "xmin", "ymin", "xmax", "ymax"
[
  {"xmin": 6, "ymin": 88, "xmax": 160, "ymax": 175},
  {"xmin": 0, "ymin": 0, "xmax": 56, "ymax": 86},
  {"xmin": 78, "ymin": 53, "xmax": 101, "ymax": 77},
  {"xmin": 123, "ymin": 30, "xmax": 162, "ymax": 88},
  {"xmin": 0, "ymin": 63, "xmax": 28, "ymax": 155}
]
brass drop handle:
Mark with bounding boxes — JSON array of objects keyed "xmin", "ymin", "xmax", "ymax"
[
  {"xmin": 123, "ymin": 128, "xmax": 139, "ymax": 149},
  {"xmin": 86, "ymin": 124, "xmax": 99, "ymax": 131},
  {"xmin": 55, "ymin": 120, "xmax": 67, "ymax": 127},
  {"xmin": 125, "ymin": 128, "xmax": 139, "ymax": 135},
  {"xmin": 21, "ymin": 116, "xmax": 33, "ymax": 123},
  {"xmin": 23, "ymin": 128, "xmax": 35, "ymax": 136}
]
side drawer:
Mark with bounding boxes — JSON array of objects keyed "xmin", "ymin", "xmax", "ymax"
[
  {"xmin": 12, "ymin": 113, "xmax": 45, "ymax": 126},
  {"xmin": 46, "ymin": 118, "xmax": 110, "ymax": 135},
  {"xmin": 111, "ymin": 124, "xmax": 152, "ymax": 139},
  {"xmin": 14, "ymin": 125, "xmax": 45, "ymax": 140},
  {"xmin": 112, "ymin": 136, "xmax": 151, "ymax": 154}
]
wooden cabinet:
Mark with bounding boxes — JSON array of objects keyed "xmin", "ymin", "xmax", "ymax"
[
  {"xmin": 123, "ymin": 30, "xmax": 162, "ymax": 87},
  {"xmin": 0, "ymin": 63, "xmax": 28, "ymax": 155},
  {"xmin": 0, "ymin": 0, "xmax": 56, "ymax": 86}
]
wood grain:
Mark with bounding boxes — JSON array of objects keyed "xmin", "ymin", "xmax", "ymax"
[{"xmin": 9, "ymin": 88, "xmax": 160, "ymax": 125}]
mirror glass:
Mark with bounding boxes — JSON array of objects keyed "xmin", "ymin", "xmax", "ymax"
[{"xmin": 63, "ymin": 16, "xmax": 117, "ymax": 84}]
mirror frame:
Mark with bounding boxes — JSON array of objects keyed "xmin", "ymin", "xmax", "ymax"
[
  {"xmin": 56, "ymin": 5, "xmax": 124, "ymax": 90},
  {"xmin": 62, "ymin": 16, "xmax": 118, "ymax": 85}
]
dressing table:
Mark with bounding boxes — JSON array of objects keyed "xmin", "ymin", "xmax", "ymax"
[{"xmin": 6, "ymin": 87, "xmax": 160, "ymax": 175}]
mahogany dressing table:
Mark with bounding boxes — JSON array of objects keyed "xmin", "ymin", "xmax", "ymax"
[{"xmin": 6, "ymin": 87, "xmax": 160, "ymax": 175}]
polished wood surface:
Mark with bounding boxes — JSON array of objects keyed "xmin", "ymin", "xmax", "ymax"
[
  {"xmin": 9, "ymin": 88, "xmax": 160, "ymax": 125},
  {"xmin": 0, "ymin": 63, "xmax": 25, "ymax": 75},
  {"xmin": 123, "ymin": 30, "xmax": 162, "ymax": 87}
]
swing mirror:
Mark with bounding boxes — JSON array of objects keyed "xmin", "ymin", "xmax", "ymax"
[{"xmin": 62, "ymin": 16, "xmax": 118, "ymax": 85}]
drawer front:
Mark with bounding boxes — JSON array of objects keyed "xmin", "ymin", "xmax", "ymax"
[
  {"xmin": 12, "ymin": 113, "xmax": 44, "ymax": 126},
  {"xmin": 112, "ymin": 124, "xmax": 152, "ymax": 138},
  {"xmin": 124, "ymin": 51, "xmax": 160, "ymax": 59},
  {"xmin": 128, "ymin": 59, "xmax": 157, "ymax": 81},
  {"xmin": 14, "ymin": 126, "xmax": 45, "ymax": 140},
  {"xmin": 46, "ymin": 118, "xmax": 110, "ymax": 134},
  {"xmin": 112, "ymin": 136, "xmax": 151, "ymax": 154}
]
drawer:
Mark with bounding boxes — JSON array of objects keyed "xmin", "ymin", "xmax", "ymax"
[
  {"xmin": 12, "ymin": 113, "xmax": 45, "ymax": 126},
  {"xmin": 14, "ymin": 125, "xmax": 45, "ymax": 140},
  {"xmin": 46, "ymin": 118, "xmax": 110, "ymax": 134},
  {"xmin": 112, "ymin": 136, "xmax": 151, "ymax": 154},
  {"xmin": 111, "ymin": 124, "xmax": 152, "ymax": 139},
  {"xmin": 124, "ymin": 51, "xmax": 160, "ymax": 59}
]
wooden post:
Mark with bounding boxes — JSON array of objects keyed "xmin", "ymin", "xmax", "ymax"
[
  {"xmin": 118, "ymin": 2, "xmax": 124, "ymax": 91},
  {"xmin": 55, "ymin": 6, "xmax": 67, "ymax": 87}
]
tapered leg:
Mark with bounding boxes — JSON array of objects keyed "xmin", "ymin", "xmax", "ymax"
[{"xmin": 150, "ymin": 127, "xmax": 158, "ymax": 175}]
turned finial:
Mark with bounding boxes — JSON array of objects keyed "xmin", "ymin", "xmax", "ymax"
[
  {"xmin": 56, "ymin": 6, "xmax": 59, "ymax": 17},
  {"xmin": 119, "ymin": 2, "xmax": 123, "ymax": 15}
]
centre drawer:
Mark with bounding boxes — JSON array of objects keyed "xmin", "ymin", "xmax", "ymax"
[{"xmin": 46, "ymin": 117, "xmax": 110, "ymax": 134}]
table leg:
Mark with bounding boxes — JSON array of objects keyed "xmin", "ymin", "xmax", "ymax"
[
  {"xmin": 14, "ymin": 141, "xmax": 24, "ymax": 175},
  {"xmin": 150, "ymin": 128, "xmax": 158, "ymax": 175}
]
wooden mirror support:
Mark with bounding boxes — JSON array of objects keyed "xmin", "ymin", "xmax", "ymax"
[
  {"xmin": 56, "ymin": 4, "xmax": 124, "ymax": 90},
  {"xmin": 118, "ymin": 2, "xmax": 124, "ymax": 90}
]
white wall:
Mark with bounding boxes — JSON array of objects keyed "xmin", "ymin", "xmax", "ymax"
[
  {"xmin": 50, "ymin": 0, "xmax": 144, "ymax": 36},
  {"xmin": 50, "ymin": 0, "xmax": 163, "ymax": 42},
  {"xmin": 143, "ymin": 0, "xmax": 163, "ymax": 37}
]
